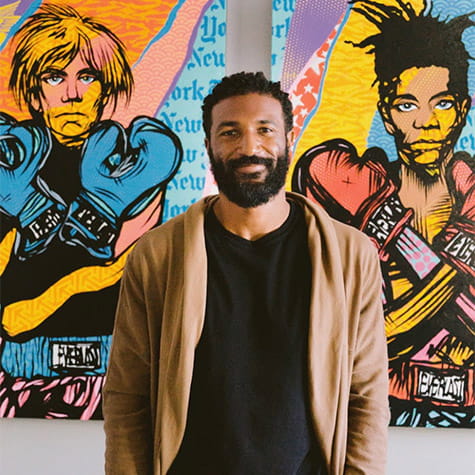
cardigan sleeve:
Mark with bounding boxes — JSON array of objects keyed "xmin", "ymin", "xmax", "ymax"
[
  {"xmin": 345, "ymin": 245, "xmax": 390, "ymax": 474},
  {"xmin": 103, "ymin": 247, "xmax": 154, "ymax": 475}
]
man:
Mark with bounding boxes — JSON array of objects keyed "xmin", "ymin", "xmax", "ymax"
[
  {"xmin": 103, "ymin": 72, "xmax": 389, "ymax": 474},
  {"xmin": 292, "ymin": 0, "xmax": 474, "ymax": 427},
  {"xmin": 0, "ymin": 4, "xmax": 181, "ymax": 418}
]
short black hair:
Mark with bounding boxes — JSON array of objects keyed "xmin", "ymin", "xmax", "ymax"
[
  {"xmin": 348, "ymin": 0, "xmax": 474, "ymax": 101},
  {"xmin": 202, "ymin": 71, "xmax": 293, "ymax": 139}
]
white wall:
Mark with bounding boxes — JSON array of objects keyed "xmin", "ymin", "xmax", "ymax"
[{"xmin": 1, "ymin": 1, "xmax": 474, "ymax": 474}]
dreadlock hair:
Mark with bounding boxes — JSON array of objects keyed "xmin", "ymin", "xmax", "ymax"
[
  {"xmin": 348, "ymin": 0, "xmax": 474, "ymax": 101},
  {"xmin": 202, "ymin": 71, "xmax": 293, "ymax": 139}
]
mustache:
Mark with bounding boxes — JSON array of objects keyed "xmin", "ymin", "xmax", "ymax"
[{"xmin": 228, "ymin": 155, "xmax": 275, "ymax": 169}]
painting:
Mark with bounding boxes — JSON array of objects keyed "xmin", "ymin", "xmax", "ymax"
[
  {"xmin": 273, "ymin": 0, "xmax": 474, "ymax": 428},
  {"xmin": 0, "ymin": 0, "xmax": 225, "ymax": 419}
]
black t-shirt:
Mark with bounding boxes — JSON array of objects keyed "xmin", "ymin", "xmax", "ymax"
[{"xmin": 169, "ymin": 201, "xmax": 325, "ymax": 475}]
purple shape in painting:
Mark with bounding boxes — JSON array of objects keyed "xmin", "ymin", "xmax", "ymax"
[{"xmin": 282, "ymin": 0, "xmax": 347, "ymax": 91}]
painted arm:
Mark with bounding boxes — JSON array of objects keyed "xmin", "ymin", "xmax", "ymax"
[
  {"xmin": 383, "ymin": 152, "xmax": 474, "ymax": 353},
  {"xmin": 0, "ymin": 112, "xmax": 65, "ymax": 261},
  {"xmin": 59, "ymin": 117, "xmax": 182, "ymax": 259},
  {"xmin": 292, "ymin": 141, "xmax": 473, "ymax": 357}
]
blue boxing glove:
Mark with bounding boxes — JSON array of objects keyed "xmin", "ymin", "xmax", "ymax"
[
  {"xmin": 60, "ymin": 117, "xmax": 182, "ymax": 259},
  {"xmin": 0, "ymin": 112, "xmax": 66, "ymax": 259}
]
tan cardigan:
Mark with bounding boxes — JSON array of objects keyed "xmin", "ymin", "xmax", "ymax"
[{"xmin": 103, "ymin": 192, "xmax": 389, "ymax": 474}]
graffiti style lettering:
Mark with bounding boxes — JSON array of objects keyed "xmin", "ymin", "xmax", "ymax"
[
  {"xmin": 444, "ymin": 231, "xmax": 475, "ymax": 271},
  {"xmin": 171, "ymin": 80, "xmax": 206, "ymax": 102},
  {"xmin": 417, "ymin": 367, "xmax": 466, "ymax": 404},
  {"xmin": 272, "ymin": 17, "xmax": 291, "ymax": 39},
  {"xmin": 200, "ymin": 14, "xmax": 225, "ymax": 44},
  {"xmin": 365, "ymin": 195, "xmax": 407, "ymax": 245},
  {"xmin": 50, "ymin": 342, "xmax": 101, "ymax": 371},
  {"xmin": 26, "ymin": 208, "xmax": 63, "ymax": 240},
  {"xmin": 169, "ymin": 173, "xmax": 205, "ymax": 192},
  {"xmin": 272, "ymin": 0, "xmax": 296, "ymax": 12},
  {"xmin": 187, "ymin": 47, "xmax": 225, "ymax": 70},
  {"xmin": 160, "ymin": 111, "xmax": 202, "ymax": 134}
]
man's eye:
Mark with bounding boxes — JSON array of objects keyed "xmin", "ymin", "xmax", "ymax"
[
  {"xmin": 395, "ymin": 102, "xmax": 417, "ymax": 112},
  {"xmin": 44, "ymin": 76, "xmax": 63, "ymax": 86},
  {"xmin": 80, "ymin": 75, "xmax": 96, "ymax": 85},
  {"xmin": 221, "ymin": 130, "xmax": 237, "ymax": 137},
  {"xmin": 435, "ymin": 99, "xmax": 454, "ymax": 111},
  {"xmin": 259, "ymin": 127, "xmax": 273, "ymax": 134}
]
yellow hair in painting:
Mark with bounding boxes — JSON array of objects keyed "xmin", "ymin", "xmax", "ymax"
[{"xmin": 9, "ymin": 3, "xmax": 133, "ymax": 116}]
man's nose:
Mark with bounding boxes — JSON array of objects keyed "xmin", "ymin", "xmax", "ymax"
[
  {"xmin": 62, "ymin": 79, "xmax": 81, "ymax": 103},
  {"xmin": 239, "ymin": 131, "xmax": 261, "ymax": 156},
  {"xmin": 413, "ymin": 106, "xmax": 438, "ymax": 129}
]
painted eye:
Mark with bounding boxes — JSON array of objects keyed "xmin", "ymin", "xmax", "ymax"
[
  {"xmin": 44, "ymin": 76, "xmax": 63, "ymax": 86},
  {"xmin": 435, "ymin": 99, "xmax": 454, "ymax": 110},
  {"xmin": 395, "ymin": 102, "xmax": 417, "ymax": 112},
  {"xmin": 80, "ymin": 75, "xmax": 96, "ymax": 85}
]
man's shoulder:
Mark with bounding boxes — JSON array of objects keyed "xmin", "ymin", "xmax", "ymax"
[
  {"xmin": 331, "ymin": 214, "xmax": 375, "ymax": 253},
  {"xmin": 288, "ymin": 191, "xmax": 378, "ymax": 261}
]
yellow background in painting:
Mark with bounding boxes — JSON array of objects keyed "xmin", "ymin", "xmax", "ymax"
[{"xmin": 288, "ymin": 0, "xmax": 426, "ymax": 186}]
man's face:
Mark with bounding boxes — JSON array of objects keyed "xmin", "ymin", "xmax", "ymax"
[
  {"xmin": 380, "ymin": 66, "xmax": 469, "ymax": 177},
  {"xmin": 34, "ymin": 54, "xmax": 103, "ymax": 146},
  {"xmin": 206, "ymin": 93, "xmax": 293, "ymax": 208}
]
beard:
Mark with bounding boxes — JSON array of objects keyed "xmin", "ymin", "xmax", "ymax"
[{"xmin": 209, "ymin": 147, "xmax": 290, "ymax": 208}]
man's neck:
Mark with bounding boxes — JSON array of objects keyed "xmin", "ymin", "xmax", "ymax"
[
  {"xmin": 398, "ymin": 155, "xmax": 453, "ymax": 242},
  {"xmin": 213, "ymin": 189, "xmax": 290, "ymax": 241},
  {"xmin": 399, "ymin": 149, "xmax": 453, "ymax": 184}
]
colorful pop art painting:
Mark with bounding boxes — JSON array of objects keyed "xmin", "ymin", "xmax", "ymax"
[
  {"xmin": 0, "ymin": 0, "xmax": 225, "ymax": 419},
  {"xmin": 273, "ymin": 0, "xmax": 475, "ymax": 428}
]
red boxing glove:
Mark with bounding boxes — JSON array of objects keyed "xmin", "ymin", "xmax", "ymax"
[
  {"xmin": 434, "ymin": 152, "xmax": 475, "ymax": 279},
  {"xmin": 292, "ymin": 138, "xmax": 412, "ymax": 253}
]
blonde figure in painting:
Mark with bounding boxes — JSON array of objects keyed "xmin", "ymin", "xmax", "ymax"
[
  {"xmin": 293, "ymin": 0, "xmax": 474, "ymax": 427},
  {"xmin": 0, "ymin": 4, "xmax": 183, "ymax": 418}
]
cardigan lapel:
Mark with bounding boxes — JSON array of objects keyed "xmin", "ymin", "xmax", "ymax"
[
  {"xmin": 159, "ymin": 197, "xmax": 213, "ymax": 473},
  {"xmin": 289, "ymin": 192, "xmax": 349, "ymax": 475}
]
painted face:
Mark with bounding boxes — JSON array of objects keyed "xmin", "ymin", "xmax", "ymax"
[
  {"xmin": 381, "ymin": 66, "xmax": 469, "ymax": 177},
  {"xmin": 35, "ymin": 54, "xmax": 103, "ymax": 146},
  {"xmin": 206, "ymin": 93, "xmax": 293, "ymax": 207}
]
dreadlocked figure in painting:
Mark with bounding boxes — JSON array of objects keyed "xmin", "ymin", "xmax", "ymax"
[
  {"xmin": 0, "ymin": 4, "xmax": 182, "ymax": 418},
  {"xmin": 293, "ymin": 0, "xmax": 474, "ymax": 427}
]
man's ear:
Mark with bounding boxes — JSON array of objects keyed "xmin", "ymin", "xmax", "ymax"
[
  {"xmin": 456, "ymin": 96, "xmax": 471, "ymax": 127},
  {"xmin": 287, "ymin": 129, "xmax": 295, "ymax": 146},
  {"xmin": 29, "ymin": 93, "xmax": 42, "ymax": 113},
  {"xmin": 378, "ymin": 100, "xmax": 395, "ymax": 135},
  {"xmin": 286, "ymin": 130, "xmax": 295, "ymax": 160},
  {"xmin": 204, "ymin": 137, "xmax": 210, "ymax": 156}
]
